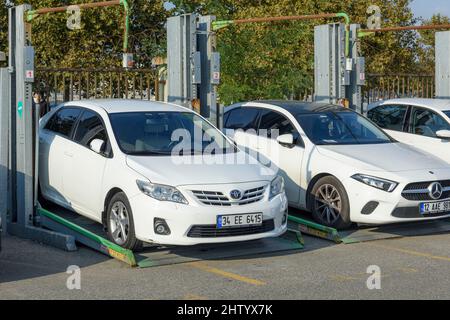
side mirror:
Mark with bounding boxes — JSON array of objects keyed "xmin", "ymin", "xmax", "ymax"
[
  {"xmin": 276, "ymin": 133, "xmax": 294, "ymax": 147},
  {"xmin": 90, "ymin": 139, "xmax": 105, "ymax": 154},
  {"xmin": 436, "ymin": 130, "xmax": 450, "ymax": 140}
]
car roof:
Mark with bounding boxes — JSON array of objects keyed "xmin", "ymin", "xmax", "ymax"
[
  {"xmin": 227, "ymin": 100, "xmax": 346, "ymax": 115},
  {"xmin": 369, "ymin": 98, "xmax": 450, "ymax": 111},
  {"xmin": 61, "ymin": 99, "xmax": 189, "ymax": 114}
]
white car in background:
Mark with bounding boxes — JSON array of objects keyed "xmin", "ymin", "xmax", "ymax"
[
  {"xmin": 39, "ymin": 100, "xmax": 288, "ymax": 250},
  {"xmin": 367, "ymin": 98, "xmax": 450, "ymax": 163},
  {"xmin": 224, "ymin": 101, "xmax": 450, "ymax": 229}
]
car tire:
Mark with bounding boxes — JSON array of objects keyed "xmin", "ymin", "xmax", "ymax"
[
  {"xmin": 309, "ymin": 176, "xmax": 352, "ymax": 230},
  {"xmin": 106, "ymin": 192, "xmax": 143, "ymax": 251}
]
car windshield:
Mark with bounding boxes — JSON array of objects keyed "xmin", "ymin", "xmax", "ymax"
[
  {"xmin": 444, "ymin": 111, "xmax": 450, "ymax": 120},
  {"xmin": 295, "ymin": 110, "xmax": 393, "ymax": 145},
  {"xmin": 109, "ymin": 112, "xmax": 236, "ymax": 156}
]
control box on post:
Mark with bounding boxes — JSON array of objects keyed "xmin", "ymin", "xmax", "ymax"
[
  {"xmin": 314, "ymin": 23, "xmax": 365, "ymax": 112},
  {"xmin": 314, "ymin": 23, "xmax": 348, "ymax": 105},
  {"xmin": 167, "ymin": 14, "xmax": 199, "ymax": 110},
  {"xmin": 166, "ymin": 14, "xmax": 220, "ymax": 126},
  {"xmin": 436, "ymin": 31, "xmax": 450, "ymax": 98}
]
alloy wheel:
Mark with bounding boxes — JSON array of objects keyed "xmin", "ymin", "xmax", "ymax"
[
  {"xmin": 314, "ymin": 184, "xmax": 342, "ymax": 225},
  {"xmin": 109, "ymin": 201, "xmax": 130, "ymax": 245}
]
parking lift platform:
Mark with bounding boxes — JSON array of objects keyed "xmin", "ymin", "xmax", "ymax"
[
  {"xmin": 288, "ymin": 209, "xmax": 450, "ymax": 244},
  {"xmin": 37, "ymin": 204, "xmax": 304, "ymax": 268}
]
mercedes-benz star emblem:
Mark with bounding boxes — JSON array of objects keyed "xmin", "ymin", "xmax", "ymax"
[
  {"xmin": 230, "ymin": 190, "xmax": 242, "ymax": 200},
  {"xmin": 428, "ymin": 182, "xmax": 443, "ymax": 200}
]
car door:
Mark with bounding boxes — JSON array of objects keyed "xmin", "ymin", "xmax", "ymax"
[
  {"xmin": 223, "ymin": 107, "xmax": 261, "ymax": 156},
  {"xmin": 255, "ymin": 109, "xmax": 303, "ymax": 204},
  {"xmin": 62, "ymin": 109, "xmax": 111, "ymax": 220},
  {"xmin": 39, "ymin": 107, "xmax": 82, "ymax": 205},
  {"xmin": 367, "ymin": 104, "xmax": 411, "ymax": 142},
  {"xmin": 404, "ymin": 106, "xmax": 450, "ymax": 162}
]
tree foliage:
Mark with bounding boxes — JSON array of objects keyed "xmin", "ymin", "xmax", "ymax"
[
  {"xmin": 0, "ymin": 0, "xmax": 169, "ymax": 68},
  {"xmin": 0, "ymin": 0, "xmax": 448, "ymax": 104}
]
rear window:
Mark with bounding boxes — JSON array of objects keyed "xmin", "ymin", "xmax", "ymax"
[
  {"xmin": 224, "ymin": 108, "xmax": 259, "ymax": 130},
  {"xmin": 45, "ymin": 108, "xmax": 81, "ymax": 137}
]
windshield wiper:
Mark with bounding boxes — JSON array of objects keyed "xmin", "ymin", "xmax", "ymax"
[{"xmin": 127, "ymin": 151, "xmax": 172, "ymax": 156}]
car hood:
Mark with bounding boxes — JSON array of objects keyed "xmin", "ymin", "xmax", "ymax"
[
  {"xmin": 126, "ymin": 152, "xmax": 276, "ymax": 186},
  {"xmin": 316, "ymin": 143, "xmax": 449, "ymax": 172}
]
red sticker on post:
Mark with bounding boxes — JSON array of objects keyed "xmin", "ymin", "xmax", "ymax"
[{"xmin": 25, "ymin": 70, "xmax": 34, "ymax": 79}]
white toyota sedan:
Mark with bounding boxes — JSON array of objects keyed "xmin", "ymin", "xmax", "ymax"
[
  {"xmin": 224, "ymin": 101, "xmax": 450, "ymax": 229},
  {"xmin": 39, "ymin": 100, "xmax": 288, "ymax": 250},
  {"xmin": 367, "ymin": 98, "xmax": 450, "ymax": 164}
]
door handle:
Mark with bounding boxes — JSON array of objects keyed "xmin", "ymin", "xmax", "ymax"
[{"xmin": 64, "ymin": 151, "xmax": 73, "ymax": 157}]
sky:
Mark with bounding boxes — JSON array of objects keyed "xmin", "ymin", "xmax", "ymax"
[{"xmin": 410, "ymin": 0, "xmax": 450, "ymax": 19}]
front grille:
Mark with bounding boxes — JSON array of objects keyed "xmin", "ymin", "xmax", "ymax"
[
  {"xmin": 187, "ymin": 219, "xmax": 275, "ymax": 238},
  {"xmin": 402, "ymin": 180, "xmax": 450, "ymax": 201},
  {"xmin": 192, "ymin": 186, "xmax": 266, "ymax": 206},
  {"xmin": 191, "ymin": 191, "xmax": 231, "ymax": 206}
]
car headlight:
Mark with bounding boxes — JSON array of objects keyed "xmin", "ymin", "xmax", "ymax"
[
  {"xmin": 351, "ymin": 174, "xmax": 398, "ymax": 192},
  {"xmin": 269, "ymin": 175, "xmax": 285, "ymax": 200},
  {"xmin": 136, "ymin": 180, "xmax": 188, "ymax": 204}
]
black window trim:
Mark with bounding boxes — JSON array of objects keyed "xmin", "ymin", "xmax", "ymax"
[
  {"xmin": 224, "ymin": 107, "xmax": 260, "ymax": 134},
  {"xmin": 43, "ymin": 106, "xmax": 82, "ymax": 140},
  {"xmin": 408, "ymin": 105, "xmax": 450, "ymax": 139},
  {"xmin": 71, "ymin": 107, "xmax": 114, "ymax": 158},
  {"xmin": 226, "ymin": 106, "xmax": 305, "ymax": 148},
  {"xmin": 369, "ymin": 104, "xmax": 409, "ymax": 133},
  {"xmin": 44, "ymin": 106, "xmax": 113, "ymax": 158}
]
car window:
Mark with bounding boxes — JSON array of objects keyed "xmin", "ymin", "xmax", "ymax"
[
  {"xmin": 296, "ymin": 110, "xmax": 392, "ymax": 145},
  {"xmin": 258, "ymin": 109, "xmax": 297, "ymax": 138},
  {"xmin": 367, "ymin": 105, "xmax": 407, "ymax": 132},
  {"xmin": 444, "ymin": 111, "xmax": 450, "ymax": 120},
  {"xmin": 224, "ymin": 107, "xmax": 259, "ymax": 130},
  {"xmin": 44, "ymin": 108, "xmax": 81, "ymax": 137},
  {"xmin": 73, "ymin": 110, "xmax": 110, "ymax": 155},
  {"xmin": 109, "ymin": 112, "xmax": 236, "ymax": 156},
  {"xmin": 410, "ymin": 108, "xmax": 450, "ymax": 137}
]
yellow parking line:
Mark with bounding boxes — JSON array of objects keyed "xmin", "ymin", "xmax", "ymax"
[
  {"xmin": 368, "ymin": 243, "xmax": 450, "ymax": 262},
  {"xmin": 188, "ymin": 261, "xmax": 266, "ymax": 286}
]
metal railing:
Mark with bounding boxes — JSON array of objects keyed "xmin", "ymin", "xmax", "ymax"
[
  {"xmin": 35, "ymin": 68, "xmax": 162, "ymax": 108},
  {"xmin": 364, "ymin": 74, "xmax": 435, "ymax": 104}
]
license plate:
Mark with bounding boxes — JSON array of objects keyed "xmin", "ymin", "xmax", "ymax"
[
  {"xmin": 217, "ymin": 213, "xmax": 263, "ymax": 228},
  {"xmin": 420, "ymin": 200, "xmax": 450, "ymax": 214}
]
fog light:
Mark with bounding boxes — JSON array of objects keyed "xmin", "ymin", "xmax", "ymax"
[
  {"xmin": 154, "ymin": 218, "xmax": 171, "ymax": 235},
  {"xmin": 361, "ymin": 201, "xmax": 379, "ymax": 215}
]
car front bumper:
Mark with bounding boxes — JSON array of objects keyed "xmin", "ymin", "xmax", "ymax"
[
  {"xmin": 129, "ymin": 190, "xmax": 288, "ymax": 246},
  {"xmin": 344, "ymin": 177, "xmax": 450, "ymax": 225}
]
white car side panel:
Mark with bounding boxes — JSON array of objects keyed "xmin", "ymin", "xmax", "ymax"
[
  {"xmin": 255, "ymin": 135, "xmax": 303, "ymax": 204},
  {"xmin": 39, "ymin": 131, "xmax": 69, "ymax": 205},
  {"xmin": 62, "ymin": 141, "xmax": 107, "ymax": 221}
]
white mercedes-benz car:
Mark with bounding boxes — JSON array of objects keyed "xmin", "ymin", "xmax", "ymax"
[
  {"xmin": 39, "ymin": 100, "xmax": 288, "ymax": 250},
  {"xmin": 367, "ymin": 98, "xmax": 450, "ymax": 164},
  {"xmin": 224, "ymin": 101, "xmax": 450, "ymax": 229}
]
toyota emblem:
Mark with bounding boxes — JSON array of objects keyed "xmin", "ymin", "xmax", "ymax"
[
  {"xmin": 428, "ymin": 182, "xmax": 443, "ymax": 200},
  {"xmin": 230, "ymin": 190, "xmax": 242, "ymax": 200}
]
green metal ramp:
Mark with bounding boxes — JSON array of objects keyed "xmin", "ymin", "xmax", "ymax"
[
  {"xmin": 288, "ymin": 211, "xmax": 450, "ymax": 244},
  {"xmin": 135, "ymin": 236, "xmax": 303, "ymax": 268},
  {"xmin": 38, "ymin": 204, "xmax": 303, "ymax": 268}
]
